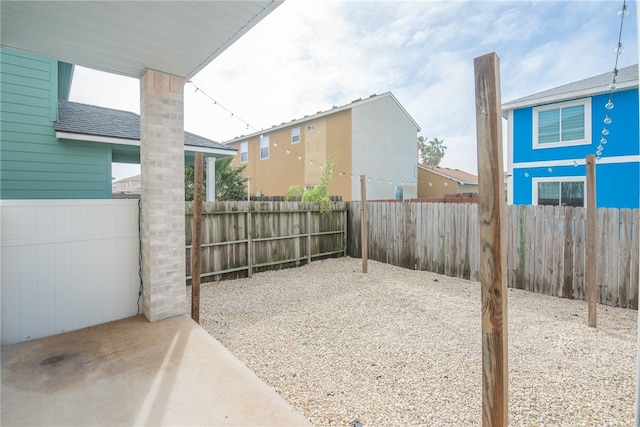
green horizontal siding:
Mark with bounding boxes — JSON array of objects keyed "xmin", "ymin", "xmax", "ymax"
[{"xmin": 0, "ymin": 48, "xmax": 112, "ymax": 199}]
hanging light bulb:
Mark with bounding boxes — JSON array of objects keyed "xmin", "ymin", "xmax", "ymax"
[
  {"xmin": 573, "ymin": 160, "xmax": 579, "ymax": 167},
  {"xmin": 286, "ymin": 149, "xmax": 291, "ymax": 154},
  {"xmin": 601, "ymin": 137, "xmax": 608, "ymax": 145},
  {"xmin": 297, "ymin": 155, "xmax": 302, "ymax": 160},
  {"xmin": 615, "ymin": 43, "xmax": 625, "ymax": 55},
  {"xmin": 273, "ymin": 142, "xmax": 278, "ymax": 147},
  {"xmin": 605, "ymin": 100, "xmax": 614, "ymax": 110},
  {"xmin": 596, "ymin": 155, "xmax": 602, "ymax": 161},
  {"xmin": 618, "ymin": 5, "xmax": 630, "ymax": 17},
  {"xmin": 377, "ymin": 179, "xmax": 381, "ymax": 183},
  {"xmin": 596, "ymin": 147, "xmax": 603, "ymax": 155},
  {"xmin": 602, "ymin": 127, "xmax": 609, "ymax": 136},
  {"xmin": 524, "ymin": 172, "xmax": 529, "ymax": 178},
  {"xmin": 609, "ymin": 83, "xmax": 617, "ymax": 90},
  {"xmin": 604, "ymin": 115, "xmax": 612, "ymax": 125},
  {"xmin": 547, "ymin": 167, "xmax": 553, "ymax": 173}
]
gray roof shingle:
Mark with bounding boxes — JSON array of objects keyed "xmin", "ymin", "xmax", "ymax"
[
  {"xmin": 55, "ymin": 100, "xmax": 235, "ymax": 153},
  {"xmin": 503, "ymin": 64, "xmax": 638, "ymax": 110}
]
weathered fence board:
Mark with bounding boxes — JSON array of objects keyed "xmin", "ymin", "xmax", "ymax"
[
  {"xmin": 347, "ymin": 201, "xmax": 639, "ymax": 309},
  {"xmin": 186, "ymin": 201, "xmax": 346, "ymax": 282}
]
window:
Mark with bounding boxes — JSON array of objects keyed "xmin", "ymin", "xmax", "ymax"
[
  {"xmin": 533, "ymin": 178, "xmax": 585, "ymax": 207},
  {"xmin": 260, "ymin": 135, "xmax": 269, "ymax": 160},
  {"xmin": 533, "ymin": 99, "xmax": 591, "ymax": 148},
  {"xmin": 240, "ymin": 141, "xmax": 248, "ymax": 163},
  {"xmin": 291, "ymin": 127, "xmax": 300, "ymax": 144}
]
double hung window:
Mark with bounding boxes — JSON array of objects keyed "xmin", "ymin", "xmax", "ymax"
[{"xmin": 533, "ymin": 99, "xmax": 590, "ymax": 148}]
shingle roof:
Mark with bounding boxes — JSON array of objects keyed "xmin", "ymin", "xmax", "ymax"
[
  {"xmin": 503, "ymin": 64, "xmax": 638, "ymax": 110},
  {"xmin": 418, "ymin": 164, "xmax": 478, "ymax": 185},
  {"xmin": 55, "ymin": 100, "xmax": 235, "ymax": 153}
]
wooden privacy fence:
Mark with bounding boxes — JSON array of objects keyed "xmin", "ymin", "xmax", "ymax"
[
  {"xmin": 186, "ymin": 201, "xmax": 347, "ymax": 282},
  {"xmin": 348, "ymin": 201, "xmax": 639, "ymax": 309}
]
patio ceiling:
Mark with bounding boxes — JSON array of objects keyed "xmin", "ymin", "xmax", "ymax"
[{"xmin": 0, "ymin": 1, "xmax": 282, "ymax": 79}]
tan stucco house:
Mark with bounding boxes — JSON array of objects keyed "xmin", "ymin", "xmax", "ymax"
[
  {"xmin": 417, "ymin": 164, "xmax": 478, "ymax": 200},
  {"xmin": 226, "ymin": 92, "xmax": 420, "ymax": 201}
]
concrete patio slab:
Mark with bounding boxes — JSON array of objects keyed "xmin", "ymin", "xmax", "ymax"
[{"xmin": 1, "ymin": 314, "xmax": 311, "ymax": 426}]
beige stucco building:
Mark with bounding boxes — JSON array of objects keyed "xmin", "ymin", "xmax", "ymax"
[
  {"xmin": 417, "ymin": 164, "xmax": 478, "ymax": 200},
  {"xmin": 226, "ymin": 92, "xmax": 420, "ymax": 201}
]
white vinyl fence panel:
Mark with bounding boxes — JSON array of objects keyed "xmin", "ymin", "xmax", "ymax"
[{"xmin": 1, "ymin": 200, "xmax": 140, "ymax": 345}]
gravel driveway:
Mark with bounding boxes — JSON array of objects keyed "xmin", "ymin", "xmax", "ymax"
[{"xmin": 186, "ymin": 257, "xmax": 636, "ymax": 426}]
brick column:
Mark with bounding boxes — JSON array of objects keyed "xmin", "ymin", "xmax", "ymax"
[{"xmin": 140, "ymin": 69, "xmax": 186, "ymax": 322}]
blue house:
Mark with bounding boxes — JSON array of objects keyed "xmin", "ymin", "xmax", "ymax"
[
  {"xmin": 503, "ymin": 64, "xmax": 639, "ymax": 209},
  {"xmin": 1, "ymin": 47, "xmax": 235, "ymax": 200}
]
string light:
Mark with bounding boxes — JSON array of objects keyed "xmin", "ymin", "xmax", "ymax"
[
  {"xmin": 187, "ymin": 80, "xmax": 257, "ymax": 133},
  {"xmin": 596, "ymin": 0, "xmax": 629, "ymax": 160}
]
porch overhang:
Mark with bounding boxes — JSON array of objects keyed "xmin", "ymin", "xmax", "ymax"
[{"xmin": 1, "ymin": 1, "xmax": 283, "ymax": 80}]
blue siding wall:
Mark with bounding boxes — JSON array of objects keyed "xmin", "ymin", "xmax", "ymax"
[
  {"xmin": 513, "ymin": 162, "xmax": 639, "ymax": 208},
  {"xmin": 513, "ymin": 89, "xmax": 639, "ymax": 163},
  {"xmin": 1, "ymin": 48, "xmax": 112, "ymax": 199},
  {"xmin": 511, "ymin": 88, "xmax": 639, "ymax": 208}
]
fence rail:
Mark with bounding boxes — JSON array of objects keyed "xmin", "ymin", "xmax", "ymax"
[
  {"xmin": 348, "ymin": 201, "xmax": 639, "ymax": 309},
  {"xmin": 186, "ymin": 201, "xmax": 347, "ymax": 282}
]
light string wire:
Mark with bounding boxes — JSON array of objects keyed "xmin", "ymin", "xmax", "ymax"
[
  {"xmin": 513, "ymin": 1, "xmax": 630, "ymax": 179},
  {"xmin": 187, "ymin": 80, "xmax": 417, "ymax": 187},
  {"xmin": 596, "ymin": 0, "xmax": 629, "ymax": 160},
  {"xmin": 265, "ymin": 138, "xmax": 418, "ymax": 188},
  {"xmin": 187, "ymin": 80, "xmax": 258, "ymax": 133}
]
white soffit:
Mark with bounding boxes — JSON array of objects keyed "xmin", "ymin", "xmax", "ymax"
[{"xmin": 1, "ymin": 1, "xmax": 282, "ymax": 79}]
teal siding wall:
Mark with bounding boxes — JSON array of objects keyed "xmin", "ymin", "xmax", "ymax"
[{"xmin": 1, "ymin": 48, "xmax": 112, "ymax": 199}]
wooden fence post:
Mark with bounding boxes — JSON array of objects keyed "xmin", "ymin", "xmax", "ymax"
[
  {"xmin": 474, "ymin": 52, "xmax": 508, "ymax": 427},
  {"xmin": 307, "ymin": 209, "xmax": 312, "ymax": 264},
  {"xmin": 586, "ymin": 154, "xmax": 597, "ymax": 327},
  {"xmin": 191, "ymin": 153, "xmax": 203, "ymax": 324},
  {"xmin": 247, "ymin": 210, "xmax": 253, "ymax": 277},
  {"xmin": 360, "ymin": 175, "xmax": 368, "ymax": 273}
]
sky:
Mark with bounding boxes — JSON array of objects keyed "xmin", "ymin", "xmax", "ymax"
[{"xmin": 68, "ymin": 0, "xmax": 639, "ymax": 181}]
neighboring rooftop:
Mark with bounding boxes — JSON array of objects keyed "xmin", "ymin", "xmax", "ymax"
[
  {"xmin": 502, "ymin": 64, "xmax": 638, "ymax": 110},
  {"xmin": 418, "ymin": 164, "xmax": 478, "ymax": 185},
  {"xmin": 225, "ymin": 92, "xmax": 421, "ymax": 144},
  {"xmin": 55, "ymin": 100, "xmax": 236, "ymax": 154}
]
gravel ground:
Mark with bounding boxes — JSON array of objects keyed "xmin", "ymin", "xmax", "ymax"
[{"xmin": 186, "ymin": 257, "xmax": 637, "ymax": 426}]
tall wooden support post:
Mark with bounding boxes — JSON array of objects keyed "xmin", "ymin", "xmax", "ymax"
[
  {"xmin": 474, "ymin": 52, "xmax": 508, "ymax": 427},
  {"xmin": 191, "ymin": 153, "xmax": 203, "ymax": 324},
  {"xmin": 586, "ymin": 154, "xmax": 597, "ymax": 327},
  {"xmin": 360, "ymin": 175, "xmax": 368, "ymax": 273}
]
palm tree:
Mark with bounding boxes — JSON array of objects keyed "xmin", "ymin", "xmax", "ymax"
[{"xmin": 418, "ymin": 136, "xmax": 447, "ymax": 166}]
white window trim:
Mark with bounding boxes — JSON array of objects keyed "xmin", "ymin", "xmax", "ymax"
[
  {"xmin": 532, "ymin": 98, "xmax": 591, "ymax": 149},
  {"xmin": 291, "ymin": 127, "xmax": 300, "ymax": 144},
  {"xmin": 240, "ymin": 141, "xmax": 248, "ymax": 163},
  {"xmin": 260, "ymin": 135, "xmax": 270, "ymax": 160},
  {"xmin": 532, "ymin": 176, "xmax": 587, "ymax": 207}
]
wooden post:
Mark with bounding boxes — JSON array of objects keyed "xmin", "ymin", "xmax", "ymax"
[
  {"xmin": 247, "ymin": 210, "xmax": 253, "ymax": 277},
  {"xmin": 307, "ymin": 210, "xmax": 312, "ymax": 264},
  {"xmin": 360, "ymin": 175, "xmax": 368, "ymax": 273},
  {"xmin": 586, "ymin": 154, "xmax": 597, "ymax": 327},
  {"xmin": 191, "ymin": 153, "xmax": 203, "ymax": 324},
  {"xmin": 474, "ymin": 52, "xmax": 508, "ymax": 427}
]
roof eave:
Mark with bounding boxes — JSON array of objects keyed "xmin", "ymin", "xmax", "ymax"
[
  {"xmin": 502, "ymin": 80, "xmax": 638, "ymax": 111},
  {"xmin": 56, "ymin": 131, "xmax": 236, "ymax": 156},
  {"xmin": 224, "ymin": 92, "xmax": 421, "ymax": 145}
]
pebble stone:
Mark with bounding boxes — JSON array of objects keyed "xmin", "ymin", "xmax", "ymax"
[{"xmin": 186, "ymin": 257, "xmax": 637, "ymax": 426}]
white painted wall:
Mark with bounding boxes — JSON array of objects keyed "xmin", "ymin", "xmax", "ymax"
[
  {"xmin": 351, "ymin": 95, "xmax": 419, "ymax": 200},
  {"xmin": 1, "ymin": 199, "xmax": 140, "ymax": 345}
]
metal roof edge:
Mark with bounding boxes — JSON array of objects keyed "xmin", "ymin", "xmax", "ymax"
[
  {"xmin": 225, "ymin": 92, "xmax": 420, "ymax": 145},
  {"xmin": 502, "ymin": 80, "xmax": 638, "ymax": 111}
]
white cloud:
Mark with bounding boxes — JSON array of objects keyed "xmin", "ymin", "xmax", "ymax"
[{"xmin": 70, "ymin": 0, "xmax": 638, "ymax": 179}]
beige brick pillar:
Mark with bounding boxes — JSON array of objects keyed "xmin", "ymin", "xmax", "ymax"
[{"xmin": 140, "ymin": 69, "xmax": 186, "ymax": 322}]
